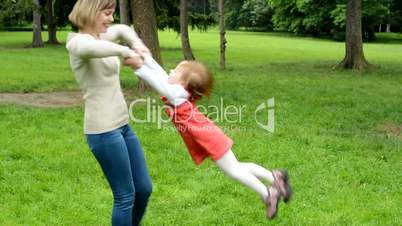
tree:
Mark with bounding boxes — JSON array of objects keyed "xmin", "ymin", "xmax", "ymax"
[
  {"xmin": 46, "ymin": 0, "xmax": 59, "ymax": 44},
  {"xmin": 227, "ymin": 0, "xmax": 273, "ymax": 31},
  {"xmin": 54, "ymin": 0, "xmax": 76, "ymax": 29},
  {"xmin": 131, "ymin": 0, "xmax": 162, "ymax": 92},
  {"xmin": 390, "ymin": 0, "xmax": 402, "ymax": 32},
  {"xmin": 180, "ymin": 0, "xmax": 195, "ymax": 60},
  {"xmin": 361, "ymin": 0, "xmax": 389, "ymax": 40},
  {"xmin": 187, "ymin": 0, "xmax": 216, "ymax": 30},
  {"xmin": 32, "ymin": 0, "xmax": 44, "ymax": 48},
  {"xmin": 119, "ymin": 0, "xmax": 130, "ymax": 25},
  {"xmin": 269, "ymin": 0, "xmax": 392, "ymax": 41},
  {"xmin": 154, "ymin": 0, "xmax": 216, "ymax": 32},
  {"xmin": 271, "ymin": 0, "xmax": 339, "ymax": 37},
  {"xmin": 336, "ymin": 0, "xmax": 369, "ymax": 70},
  {"xmin": 219, "ymin": 0, "xmax": 226, "ymax": 70},
  {"xmin": 224, "ymin": 0, "xmax": 244, "ymax": 30},
  {"xmin": 0, "ymin": 0, "xmax": 34, "ymax": 28}
]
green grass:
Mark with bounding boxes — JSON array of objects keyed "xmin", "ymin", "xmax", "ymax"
[
  {"xmin": 0, "ymin": 30, "xmax": 401, "ymax": 225},
  {"xmin": 375, "ymin": 32, "xmax": 402, "ymax": 44}
]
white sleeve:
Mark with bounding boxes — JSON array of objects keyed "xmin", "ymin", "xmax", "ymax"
[
  {"xmin": 134, "ymin": 62, "xmax": 188, "ymax": 106},
  {"xmin": 100, "ymin": 24, "xmax": 145, "ymax": 49},
  {"xmin": 66, "ymin": 34, "xmax": 138, "ymax": 59},
  {"xmin": 142, "ymin": 55, "xmax": 169, "ymax": 77}
]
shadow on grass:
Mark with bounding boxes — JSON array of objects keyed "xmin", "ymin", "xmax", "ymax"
[{"xmin": 160, "ymin": 47, "xmax": 182, "ymax": 52}]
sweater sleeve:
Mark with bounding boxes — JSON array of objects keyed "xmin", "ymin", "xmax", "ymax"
[
  {"xmin": 66, "ymin": 33, "xmax": 138, "ymax": 59},
  {"xmin": 142, "ymin": 54, "xmax": 169, "ymax": 78},
  {"xmin": 100, "ymin": 24, "xmax": 146, "ymax": 49},
  {"xmin": 134, "ymin": 56, "xmax": 189, "ymax": 106}
]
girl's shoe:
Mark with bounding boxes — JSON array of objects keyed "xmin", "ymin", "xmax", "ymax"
[
  {"xmin": 273, "ymin": 169, "xmax": 292, "ymax": 203},
  {"xmin": 265, "ymin": 186, "xmax": 280, "ymax": 219}
]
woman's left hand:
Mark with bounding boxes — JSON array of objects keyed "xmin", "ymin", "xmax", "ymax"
[{"xmin": 134, "ymin": 45, "xmax": 151, "ymax": 57}]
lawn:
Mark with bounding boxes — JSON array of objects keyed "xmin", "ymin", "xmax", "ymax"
[{"xmin": 0, "ymin": 30, "xmax": 401, "ymax": 225}]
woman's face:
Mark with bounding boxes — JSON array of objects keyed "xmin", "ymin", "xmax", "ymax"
[{"xmin": 94, "ymin": 8, "xmax": 115, "ymax": 33}]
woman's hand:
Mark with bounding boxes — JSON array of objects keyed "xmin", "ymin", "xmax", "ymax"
[
  {"xmin": 134, "ymin": 44, "xmax": 151, "ymax": 56},
  {"xmin": 124, "ymin": 55, "xmax": 144, "ymax": 70}
]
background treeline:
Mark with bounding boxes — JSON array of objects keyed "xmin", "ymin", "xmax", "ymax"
[
  {"xmin": 1, "ymin": 0, "xmax": 401, "ymax": 41},
  {"xmin": 225, "ymin": 0, "xmax": 402, "ymax": 41}
]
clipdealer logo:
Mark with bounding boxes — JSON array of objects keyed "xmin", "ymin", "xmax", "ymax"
[
  {"xmin": 129, "ymin": 97, "xmax": 275, "ymax": 133},
  {"xmin": 254, "ymin": 97, "xmax": 275, "ymax": 133}
]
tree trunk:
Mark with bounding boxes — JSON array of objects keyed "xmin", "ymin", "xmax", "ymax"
[
  {"xmin": 131, "ymin": 0, "xmax": 162, "ymax": 93},
  {"xmin": 32, "ymin": 0, "xmax": 44, "ymax": 48},
  {"xmin": 378, "ymin": 24, "xmax": 382, "ymax": 32},
  {"xmin": 119, "ymin": 0, "xmax": 130, "ymax": 25},
  {"xmin": 367, "ymin": 26, "xmax": 376, "ymax": 41},
  {"xmin": 180, "ymin": 0, "xmax": 195, "ymax": 60},
  {"xmin": 335, "ymin": 0, "xmax": 369, "ymax": 70},
  {"xmin": 219, "ymin": 0, "xmax": 226, "ymax": 70},
  {"xmin": 46, "ymin": 0, "xmax": 59, "ymax": 44},
  {"xmin": 386, "ymin": 23, "xmax": 391, "ymax": 32}
]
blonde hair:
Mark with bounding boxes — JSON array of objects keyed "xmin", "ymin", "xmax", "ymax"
[
  {"xmin": 68, "ymin": 0, "xmax": 116, "ymax": 29},
  {"xmin": 179, "ymin": 61, "xmax": 214, "ymax": 100}
]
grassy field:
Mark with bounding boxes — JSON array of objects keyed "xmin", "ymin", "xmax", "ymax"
[{"xmin": 0, "ymin": 30, "xmax": 401, "ymax": 225}]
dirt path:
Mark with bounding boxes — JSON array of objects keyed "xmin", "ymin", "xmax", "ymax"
[
  {"xmin": 0, "ymin": 90, "xmax": 139, "ymax": 108},
  {"xmin": 0, "ymin": 91, "xmax": 83, "ymax": 108}
]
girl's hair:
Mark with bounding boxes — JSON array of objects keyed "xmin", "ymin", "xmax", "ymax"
[
  {"xmin": 68, "ymin": 0, "xmax": 116, "ymax": 29},
  {"xmin": 179, "ymin": 61, "xmax": 214, "ymax": 100}
]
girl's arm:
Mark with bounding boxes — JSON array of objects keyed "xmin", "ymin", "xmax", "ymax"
[
  {"xmin": 133, "ymin": 56, "xmax": 188, "ymax": 106},
  {"xmin": 141, "ymin": 54, "xmax": 169, "ymax": 78},
  {"xmin": 66, "ymin": 33, "xmax": 138, "ymax": 59}
]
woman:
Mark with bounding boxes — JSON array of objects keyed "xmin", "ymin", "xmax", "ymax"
[{"xmin": 66, "ymin": 0, "xmax": 152, "ymax": 225}]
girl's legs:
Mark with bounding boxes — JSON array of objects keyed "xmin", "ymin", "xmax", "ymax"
[
  {"xmin": 215, "ymin": 149, "xmax": 281, "ymax": 219},
  {"xmin": 215, "ymin": 149, "xmax": 272, "ymax": 201},
  {"xmin": 123, "ymin": 125, "xmax": 153, "ymax": 226},
  {"xmin": 87, "ymin": 127, "xmax": 136, "ymax": 226},
  {"xmin": 240, "ymin": 163, "xmax": 275, "ymax": 183}
]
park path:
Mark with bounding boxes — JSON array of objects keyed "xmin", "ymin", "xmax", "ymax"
[
  {"xmin": 0, "ymin": 91, "xmax": 83, "ymax": 108},
  {"xmin": 0, "ymin": 90, "xmax": 139, "ymax": 108},
  {"xmin": 0, "ymin": 90, "xmax": 140, "ymax": 108}
]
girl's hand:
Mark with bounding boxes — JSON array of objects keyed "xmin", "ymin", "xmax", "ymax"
[{"xmin": 124, "ymin": 55, "xmax": 144, "ymax": 70}]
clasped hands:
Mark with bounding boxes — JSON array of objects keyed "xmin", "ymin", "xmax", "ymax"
[{"xmin": 124, "ymin": 45, "xmax": 150, "ymax": 70}]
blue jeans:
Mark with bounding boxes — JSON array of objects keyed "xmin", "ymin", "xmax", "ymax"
[{"xmin": 86, "ymin": 125, "xmax": 152, "ymax": 226}]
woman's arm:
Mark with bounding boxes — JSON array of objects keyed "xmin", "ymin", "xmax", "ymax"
[
  {"xmin": 66, "ymin": 34, "xmax": 138, "ymax": 59},
  {"xmin": 100, "ymin": 24, "xmax": 151, "ymax": 55}
]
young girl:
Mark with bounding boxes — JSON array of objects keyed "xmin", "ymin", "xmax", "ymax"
[{"xmin": 125, "ymin": 55, "xmax": 292, "ymax": 219}]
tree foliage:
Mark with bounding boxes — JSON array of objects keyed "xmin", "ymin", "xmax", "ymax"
[
  {"xmin": 2, "ymin": 0, "xmax": 401, "ymax": 42},
  {"xmin": 0, "ymin": 0, "xmax": 75, "ymax": 30},
  {"xmin": 270, "ymin": 0, "xmax": 394, "ymax": 41},
  {"xmin": 389, "ymin": 0, "xmax": 402, "ymax": 31},
  {"xmin": 0, "ymin": 0, "xmax": 34, "ymax": 28},
  {"xmin": 224, "ymin": 0, "xmax": 401, "ymax": 40},
  {"xmin": 154, "ymin": 0, "xmax": 216, "ymax": 32},
  {"xmin": 225, "ymin": 0, "xmax": 273, "ymax": 30}
]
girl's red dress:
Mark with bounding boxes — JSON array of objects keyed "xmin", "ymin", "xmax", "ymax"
[{"xmin": 162, "ymin": 96, "xmax": 233, "ymax": 165}]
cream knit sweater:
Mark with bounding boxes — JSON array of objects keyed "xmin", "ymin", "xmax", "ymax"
[{"xmin": 66, "ymin": 24, "xmax": 144, "ymax": 134}]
